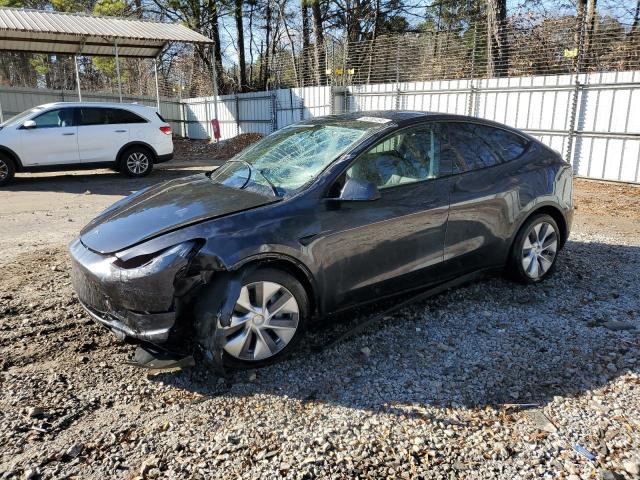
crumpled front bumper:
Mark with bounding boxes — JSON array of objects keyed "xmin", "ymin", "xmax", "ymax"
[
  {"xmin": 69, "ymin": 238, "xmax": 188, "ymax": 343},
  {"xmin": 79, "ymin": 300, "xmax": 175, "ymax": 343}
]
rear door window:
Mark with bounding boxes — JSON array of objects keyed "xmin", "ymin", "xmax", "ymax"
[
  {"xmin": 471, "ymin": 124, "xmax": 529, "ymax": 162},
  {"xmin": 442, "ymin": 123, "xmax": 502, "ymax": 173},
  {"xmin": 78, "ymin": 108, "xmax": 109, "ymax": 126}
]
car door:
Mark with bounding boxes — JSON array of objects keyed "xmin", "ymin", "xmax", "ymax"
[
  {"xmin": 18, "ymin": 107, "xmax": 79, "ymax": 166},
  {"xmin": 441, "ymin": 122, "xmax": 531, "ymax": 277},
  {"xmin": 310, "ymin": 123, "xmax": 452, "ymax": 312},
  {"xmin": 77, "ymin": 107, "xmax": 128, "ymax": 163}
]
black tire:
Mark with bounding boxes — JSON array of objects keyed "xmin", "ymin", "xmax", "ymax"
[
  {"xmin": 0, "ymin": 153, "xmax": 15, "ymax": 186},
  {"xmin": 216, "ymin": 268, "xmax": 309, "ymax": 369},
  {"xmin": 120, "ymin": 146, "xmax": 154, "ymax": 178},
  {"xmin": 508, "ymin": 213, "xmax": 560, "ymax": 284}
]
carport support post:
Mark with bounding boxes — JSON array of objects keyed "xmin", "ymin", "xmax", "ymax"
[
  {"xmin": 114, "ymin": 41, "xmax": 123, "ymax": 103},
  {"xmin": 153, "ymin": 58, "xmax": 161, "ymax": 111},
  {"xmin": 74, "ymin": 55, "xmax": 82, "ymax": 102}
]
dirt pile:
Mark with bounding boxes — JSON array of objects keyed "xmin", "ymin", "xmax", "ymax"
[{"xmin": 172, "ymin": 133, "xmax": 263, "ymax": 163}]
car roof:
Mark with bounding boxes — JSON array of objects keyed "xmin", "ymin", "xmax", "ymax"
[
  {"xmin": 308, "ymin": 110, "xmax": 430, "ymax": 123},
  {"xmin": 36, "ymin": 102, "xmax": 154, "ymax": 110},
  {"xmin": 302, "ymin": 110, "xmax": 536, "ymax": 141}
]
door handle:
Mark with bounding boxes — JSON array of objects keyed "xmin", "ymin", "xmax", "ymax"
[
  {"xmin": 115, "ymin": 130, "xmax": 126, "ymax": 133},
  {"xmin": 62, "ymin": 132, "xmax": 75, "ymax": 136}
]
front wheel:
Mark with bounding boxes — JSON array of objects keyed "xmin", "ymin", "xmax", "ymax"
[
  {"xmin": 121, "ymin": 147, "xmax": 153, "ymax": 178},
  {"xmin": 215, "ymin": 268, "xmax": 309, "ymax": 369},
  {"xmin": 508, "ymin": 214, "xmax": 560, "ymax": 284},
  {"xmin": 0, "ymin": 154, "xmax": 15, "ymax": 186}
]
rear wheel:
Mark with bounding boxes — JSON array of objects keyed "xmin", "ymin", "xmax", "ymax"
[
  {"xmin": 0, "ymin": 154, "xmax": 15, "ymax": 186},
  {"xmin": 508, "ymin": 214, "xmax": 560, "ymax": 284},
  {"xmin": 121, "ymin": 147, "xmax": 153, "ymax": 177},
  {"xmin": 216, "ymin": 268, "xmax": 309, "ymax": 369}
]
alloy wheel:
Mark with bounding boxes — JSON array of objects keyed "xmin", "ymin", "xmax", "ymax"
[
  {"xmin": 219, "ymin": 281, "xmax": 300, "ymax": 361},
  {"xmin": 0, "ymin": 159, "xmax": 8, "ymax": 181},
  {"xmin": 126, "ymin": 152, "xmax": 149, "ymax": 175},
  {"xmin": 521, "ymin": 221, "xmax": 558, "ymax": 279}
]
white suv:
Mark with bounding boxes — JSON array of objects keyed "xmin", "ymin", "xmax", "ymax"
[{"xmin": 0, "ymin": 102, "xmax": 173, "ymax": 185}]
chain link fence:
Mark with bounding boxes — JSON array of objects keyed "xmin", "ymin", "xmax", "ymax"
[
  {"xmin": 270, "ymin": 20, "xmax": 639, "ymax": 89},
  {"xmin": 2, "ymin": 13, "xmax": 638, "ymax": 97}
]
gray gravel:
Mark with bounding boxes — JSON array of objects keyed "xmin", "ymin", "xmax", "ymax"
[{"xmin": 1, "ymin": 227, "xmax": 639, "ymax": 479}]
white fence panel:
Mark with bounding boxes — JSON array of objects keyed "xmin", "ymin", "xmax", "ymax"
[
  {"xmin": 275, "ymin": 88, "xmax": 302, "ymax": 128},
  {"xmin": 184, "ymin": 91, "xmax": 273, "ymax": 140},
  {"xmin": 296, "ymin": 86, "xmax": 332, "ymax": 119},
  {"xmin": 343, "ymin": 71, "xmax": 640, "ymax": 183}
]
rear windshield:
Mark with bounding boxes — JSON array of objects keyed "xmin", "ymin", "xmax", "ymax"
[{"xmin": 156, "ymin": 112, "xmax": 167, "ymax": 123}]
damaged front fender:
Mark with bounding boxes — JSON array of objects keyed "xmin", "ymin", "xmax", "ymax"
[{"xmin": 191, "ymin": 265, "xmax": 256, "ymax": 368}]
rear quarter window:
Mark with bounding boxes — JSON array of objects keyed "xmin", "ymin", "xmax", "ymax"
[
  {"xmin": 443, "ymin": 123, "xmax": 501, "ymax": 172},
  {"xmin": 470, "ymin": 124, "xmax": 530, "ymax": 162},
  {"xmin": 108, "ymin": 108, "xmax": 148, "ymax": 124}
]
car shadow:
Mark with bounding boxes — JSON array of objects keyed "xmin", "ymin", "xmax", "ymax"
[
  {"xmin": 4, "ymin": 164, "xmax": 212, "ymax": 196},
  {"xmin": 150, "ymin": 239, "xmax": 639, "ymax": 412}
]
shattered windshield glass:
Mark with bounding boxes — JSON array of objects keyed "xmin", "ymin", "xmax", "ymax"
[{"xmin": 210, "ymin": 121, "xmax": 378, "ymax": 196}]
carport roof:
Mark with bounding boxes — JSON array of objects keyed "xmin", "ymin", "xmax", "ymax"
[{"xmin": 0, "ymin": 7, "xmax": 213, "ymax": 58}]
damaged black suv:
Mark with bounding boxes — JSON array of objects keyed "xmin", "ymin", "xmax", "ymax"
[{"xmin": 70, "ymin": 111, "xmax": 573, "ymax": 368}]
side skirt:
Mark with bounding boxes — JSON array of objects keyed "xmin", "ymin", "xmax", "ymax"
[
  {"xmin": 20, "ymin": 161, "xmax": 117, "ymax": 173},
  {"xmin": 314, "ymin": 266, "xmax": 502, "ymax": 350}
]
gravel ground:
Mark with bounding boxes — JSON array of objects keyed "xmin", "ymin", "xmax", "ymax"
[{"xmin": 0, "ymin": 146, "xmax": 639, "ymax": 479}]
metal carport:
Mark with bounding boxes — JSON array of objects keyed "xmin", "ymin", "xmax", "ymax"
[{"xmin": 0, "ymin": 7, "xmax": 219, "ymax": 116}]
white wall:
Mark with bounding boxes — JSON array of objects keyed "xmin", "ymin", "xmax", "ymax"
[
  {"xmin": 345, "ymin": 71, "xmax": 640, "ymax": 183},
  {"xmin": 182, "ymin": 73, "xmax": 640, "ymax": 183}
]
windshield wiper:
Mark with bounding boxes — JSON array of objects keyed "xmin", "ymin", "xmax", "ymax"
[
  {"xmin": 258, "ymin": 168, "xmax": 280, "ymax": 197},
  {"xmin": 230, "ymin": 159, "xmax": 280, "ymax": 197}
]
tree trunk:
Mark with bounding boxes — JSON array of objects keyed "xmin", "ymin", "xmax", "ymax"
[
  {"xmin": 248, "ymin": 3, "xmax": 255, "ymax": 88},
  {"xmin": 264, "ymin": 0, "xmax": 272, "ymax": 88},
  {"xmin": 365, "ymin": 0, "xmax": 380, "ymax": 83},
  {"xmin": 486, "ymin": 0, "xmax": 509, "ymax": 78},
  {"xmin": 301, "ymin": 0, "xmax": 310, "ymax": 86},
  {"xmin": 311, "ymin": 0, "xmax": 326, "ymax": 84},
  {"xmin": 632, "ymin": 0, "xmax": 640, "ymax": 35},
  {"xmin": 210, "ymin": 0, "xmax": 224, "ymax": 93},
  {"xmin": 279, "ymin": 0, "xmax": 300, "ymax": 87},
  {"xmin": 234, "ymin": 0, "xmax": 248, "ymax": 92},
  {"xmin": 584, "ymin": 0, "xmax": 597, "ymax": 68},
  {"xmin": 575, "ymin": 0, "xmax": 587, "ymax": 46}
]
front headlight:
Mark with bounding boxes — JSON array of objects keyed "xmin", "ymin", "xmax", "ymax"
[{"xmin": 113, "ymin": 241, "xmax": 199, "ymax": 270}]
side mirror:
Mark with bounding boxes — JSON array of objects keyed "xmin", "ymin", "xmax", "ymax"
[
  {"xmin": 22, "ymin": 120, "xmax": 36, "ymax": 129},
  {"xmin": 339, "ymin": 178, "xmax": 380, "ymax": 201}
]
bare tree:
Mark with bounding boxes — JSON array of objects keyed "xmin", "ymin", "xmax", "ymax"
[
  {"xmin": 486, "ymin": 0, "xmax": 509, "ymax": 77},
  {"xmin": 278, "ymin": 0, "xmax": 300, "ymax": 86},
  {"xmin": 300, "ymin": 0, "xmax": 311, "ymax": 85},
  {"xmin": 584, "ymin": 0, "xmax": 597, "ymax": 66},
  {"xmin": 310, "ymin": 0, "xmax": 327, "ymax": 84},
  {"xmin": 235, "ymin": 0, "xmax": 248, "ymax": 91}
]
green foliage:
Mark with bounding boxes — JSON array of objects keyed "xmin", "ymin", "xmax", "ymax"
[
  {"xmin": 29, "ymin": 54, "xmax": 49, "ymax": 76},
  {"xmin": 51, "ymin": 0, "xmax": 89, "ymax": 12},
  {"xmin": 93, "ymin": 0, "xmax": 127, "ymax": 16},
  {"xmin": 0, "ymin": 0, "xmax": 48, "ymax": 7}
]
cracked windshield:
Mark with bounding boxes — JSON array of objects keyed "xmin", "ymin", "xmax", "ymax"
[{"xmin": 209, "ymin": 121, "xmax": 377, "ymax": 196}]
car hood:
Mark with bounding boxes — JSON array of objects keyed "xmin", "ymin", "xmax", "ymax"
[{"xmin": 80, "ymin": 173, "xmax": 277, "ymax": 254}]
